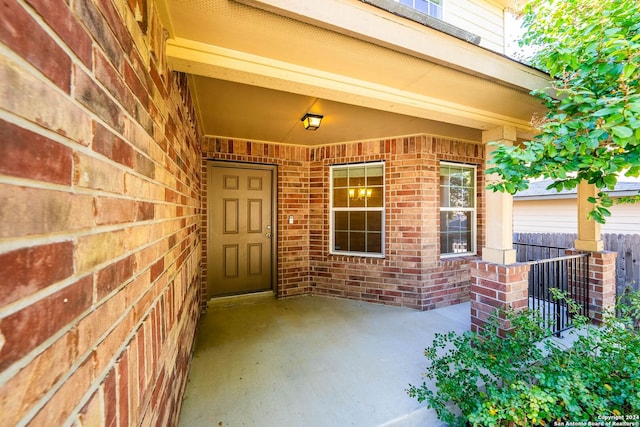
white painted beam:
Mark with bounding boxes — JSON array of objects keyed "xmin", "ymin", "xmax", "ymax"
[{"xmin": 167, "ymin": 38, "xmax": 536, "ymax": 134}]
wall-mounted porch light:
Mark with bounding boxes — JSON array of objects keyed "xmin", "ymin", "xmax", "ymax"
[{"xmin": 301, "ymin": 113, "xmax": 323, "ymax": 130}]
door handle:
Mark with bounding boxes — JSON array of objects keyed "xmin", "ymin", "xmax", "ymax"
[{"xmin": 265, "ymin": 232, "xmax": 272, "ymax": 238}]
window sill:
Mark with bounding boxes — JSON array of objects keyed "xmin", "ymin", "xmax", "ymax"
[
  {"xmin": 440, "ymin": 253, "xmax": 478, "ymax": 262},
  {"xmin": 330, "ymin": 251, "xmax": 385, "ymax": 259}
]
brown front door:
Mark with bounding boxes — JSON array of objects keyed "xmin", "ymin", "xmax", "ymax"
[{"xmin": 207, "ymin": 162, "xmax": 275, "ymax": 297}]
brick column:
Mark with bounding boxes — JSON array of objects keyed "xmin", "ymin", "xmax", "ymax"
[
  {"xmin": 470, "ymin": 260, "xmax": 530, "ymax": 336},
  {"xmin": 587, "ymin": 251, "xmax": 617, "ymax": 323}
]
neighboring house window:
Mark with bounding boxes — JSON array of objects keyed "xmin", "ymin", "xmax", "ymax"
[
  {"xmin": 440, "ymin": 162, "xmax": 476, "ymax": 256},
  {"xmin": 330, "ymin": 162, "xmax": 385, "ymax": 257},
  {"xmin": 399, "ymin": 0, "xmax": 443, "ymax": 19}
]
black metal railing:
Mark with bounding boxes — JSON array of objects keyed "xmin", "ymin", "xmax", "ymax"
[
  {"xmin": 514, "ymin": 243, "xmax": 590, "ymax": 336},
  {"xmin": 514, "ymin": 242, "xmax": 567, "ymax": 263},
  {"xmin": 528, "ymin": 254, "xmax": 590, "ymax": 335}
]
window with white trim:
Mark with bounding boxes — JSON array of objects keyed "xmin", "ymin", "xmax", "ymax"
[
  {"xmin": 330, "ymin": 162, "xmax": 385, "ymax": 257},
  {"xmin": 440, "ymin": 162, "xmax": 476, "ymax": 256},
  {"xmin": 398, "ymin": 0, "xmax": 442, "ymax": 19}
]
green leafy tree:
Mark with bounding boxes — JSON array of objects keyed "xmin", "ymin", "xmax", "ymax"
[{"xmin": 487, "ymin": 0, "xmax": 640, "ymax": 223}]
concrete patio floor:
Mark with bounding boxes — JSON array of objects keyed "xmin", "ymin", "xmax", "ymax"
[{"xmin": 178, "ymin": 293, "xmax": 470, "ymax": 427}]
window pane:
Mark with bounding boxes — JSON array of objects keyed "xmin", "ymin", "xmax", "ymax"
[
  {"xmin": 450, "ymin": 187, "xmax": 469, "ymax": 208},
  {"xmin": 442, "ymin": 211, "xmax": 470, "ymax": 233},
  {"xmin": 400, "ymin": 0, "xmax": 441, "ymax": 18},
  {"xmin": 367, "ymin": 211, "xmax": 382, "ymax": 232},
  {"xmin": 335, "ymin": 231, "xmax": 348, "ymax": 251},
  {"xmin": 350, "ymin": 211, "xmax": 366, "ymax": 231},
  {"xmin": 349, "ymin": 232, "xmax": 366, "ymax": 252},
  {"xmin": 366, "ymin": 164, "xmax": 383, "ymax": 186},
  {"xmin": 440, "ymin": 184, "xmax": 451, "ymax": 208},
  {"xmin": 333, "ymin": 188, "xmax": 349, "ymax": 207},
  {"xmin": 348, "ymin": 167, "xmax": 365, "ymax": 187},
  {"xmin": 335, "ymin": 211, "xmax": 348, "ymax": 230},
  {"xmin": 333, "ymin": 168, "xmax": 348, "ymax": 187},
  {"xmin": 416, "ymin": 0, "xmax": 429, "ymax": 14},
  {"xmin": 350, "ymin": 193, "xmax": 366, "ymax": 208},
  {"xmin": 440, "ymin": 163, "xmax": 475, "ymax": 256},
  {"xmin": 432, "ymin": 5, "xmax": 442, "ymax": 19},
  {"xmin": 365, "ymin": 187, "xmax": 382, "ymax": 208},
  {"xmin": 440, "ymin": 165, "xmax": 475, "ymax": 209},
  {"xmin": 330, "ymin": 162, "xmax": 385, "ymax": 256},
  {"xmin": 367, "ymin": 233, "xmax": 382, "ymax": 253},
  {"xmin": 440, "ymin": 211, "xmax": 471, "ymax": 254},
  {"xmin": 440, "ymin": 232, "xmax": 454, "ymax": 254}
]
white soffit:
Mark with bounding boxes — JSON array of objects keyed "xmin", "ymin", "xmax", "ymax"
[
  {"xmin": 234, "ymin": 0, "xmax": 548, "ymax": 91},
  {"xmin": 167, "ymin": 38, "xmax": 536, "ymax": 132},
  {"xmin": 156, "ymin": 0, "xmax": 546, "ymax": 143}
]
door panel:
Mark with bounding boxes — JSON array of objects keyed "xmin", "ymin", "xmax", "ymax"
[
  {"xmin": 223, "ymin": 199, "xmax": 239, "ymax": 233},
  {"xmin": 247, "ymin": 243, "xmax": 263, "ymax": 275},
  {"xmin": 208, "ymin": 163, "xmax": 274, "ymax": 297},
  {"xmin": 248, "ymin": 199, "xmax": 263, "ymax": 233}
]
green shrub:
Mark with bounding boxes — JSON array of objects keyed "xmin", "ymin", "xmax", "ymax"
[{"xmin": 407, "ymin": 290, "xmax": 640, "ymax": 426}]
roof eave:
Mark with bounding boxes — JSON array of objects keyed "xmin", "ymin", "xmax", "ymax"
[{"xmin": 234, "ymin": 0, "xmax": 548, "ymax": 92}]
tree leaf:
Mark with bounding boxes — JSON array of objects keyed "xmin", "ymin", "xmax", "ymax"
[
  {"xmin": 612, "ymin": 126, "xmax": 634, "ymax": 139},
  {"xmin": 603, "ymin": 174, "xmax": 618, "ymax": 188},
  {"xmin": 629, "ymin": 102, "xmax": 640, "ymax": 114},
  {"xmin": 593, "ymin": 107, "xmax": 619, "ymax": 117}
]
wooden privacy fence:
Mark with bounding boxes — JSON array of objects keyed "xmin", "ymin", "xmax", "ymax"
[{"xmin": 514, "ymin": 232, "xmax": 640, "ymax": 296}]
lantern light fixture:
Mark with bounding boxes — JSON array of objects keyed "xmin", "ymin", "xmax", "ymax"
[{"xmin": 301, "ymin": 113, "xmax": 323, "ymax": 130}]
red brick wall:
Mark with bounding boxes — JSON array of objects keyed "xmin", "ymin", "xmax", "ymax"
[
  {"xmin": 203, "ymin": 136, "xmax": 485, "ymax": 310},
  {"xmin": 586, "ymin": 251, "xmax": 617, "ymax": 323},
  {"xmin": 470, "ymin": 261, "xmax": 530, "ymax": 334},
  {"xmin": 0, "ymin": 0, "xmax": 201, "ymax": 425},
  {"xmin": 310, "ymin": 136, "xmax": 485, "ymax": 309}
]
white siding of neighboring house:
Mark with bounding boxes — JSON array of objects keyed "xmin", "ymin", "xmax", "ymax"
[
  {"xmin": 513, "ymin": 198, "xmax": 640, "ymax": 235},
  {"xmin": 444, "ymin": 0, "xmax": 505, "ymax": 53}
]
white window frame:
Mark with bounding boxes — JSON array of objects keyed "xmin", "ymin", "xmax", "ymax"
[
  {"xmin": 397, "ymin": 0, "xmax": 443, "ymax": 19},
  {"xmin": 330, "ymin": 161, "xmax": 386, "ymax": 258},
  {"xmin": 439, "ymin": 162, "xmax": 476, "ymax": 258}
]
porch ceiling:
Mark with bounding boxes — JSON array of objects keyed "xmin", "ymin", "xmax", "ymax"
[{"xmin": 156, "ymin": 0, "xmax": 548, "ymax": 146}]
